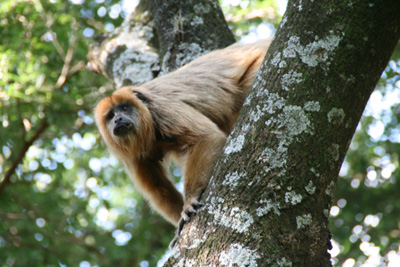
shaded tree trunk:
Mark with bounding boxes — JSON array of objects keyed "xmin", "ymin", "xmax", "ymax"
[{"xmin": 88, "ymin": 0, "xmax": 400, "ymax": 266}]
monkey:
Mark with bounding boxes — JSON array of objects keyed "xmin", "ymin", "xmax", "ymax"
[{"xmin": 95, "ymin": 39, "xmax": 272, "ymax": 243}]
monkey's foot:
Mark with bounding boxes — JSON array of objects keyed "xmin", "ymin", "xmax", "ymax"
[
  {"xmin": 169, "ymin": 199, "xmax": 203, "ymax": 250},
  {"xmin": 181, "ymin": 199, "xmax": 204, "ymax": 222}
]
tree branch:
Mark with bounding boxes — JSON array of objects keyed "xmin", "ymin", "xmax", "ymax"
[
  {"xmin": 68, "ymin": 60, "xmax": 86, "ymax": 78},
  {"xmin": 55, "ymin": 34, "xmax": 78, "ymax": 89},
  {"xmin": 0, "ymin": 119, "xmax": 49, "ymax": 193},
  {"xmin": 36, "ymin": 0, "xmax": 66, "ymax": 59}
]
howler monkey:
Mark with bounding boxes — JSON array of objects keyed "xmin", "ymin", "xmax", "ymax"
[{"xmin": 95, "ymin": 39, "xmax": 271, "ymax": 239}]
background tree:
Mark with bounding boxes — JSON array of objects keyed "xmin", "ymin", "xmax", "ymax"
[{"xmin": 0, "ymin": 0, "xmax": 399, "ymax": 266}]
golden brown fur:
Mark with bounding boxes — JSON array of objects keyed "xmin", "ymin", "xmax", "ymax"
[{"xmin": 95, "ymin": 39, "xmax": 271, "ymax": 226}]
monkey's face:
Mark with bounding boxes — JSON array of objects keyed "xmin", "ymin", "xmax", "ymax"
[
  {"xmin": 95, "ymin": 87, "xmax": 155, "ymax": 158},
  {"xmin": 106, "ymin": 103, "xmax": 137, "ymax": 137}
]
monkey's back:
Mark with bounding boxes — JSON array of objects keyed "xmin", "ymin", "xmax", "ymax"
[{"xmin": 135, "ymin": 39, "xmax": 271, "ymax": 137}]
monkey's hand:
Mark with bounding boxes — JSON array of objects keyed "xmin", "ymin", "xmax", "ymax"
[{"xmin": 169, "ymin": 198, "xmax": 203, "ymax": 249}]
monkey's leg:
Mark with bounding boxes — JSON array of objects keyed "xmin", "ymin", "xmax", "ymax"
[
  {"xmin": 131, "ymin": 159, "xmax": 184, "ymax": 226},
  {"xmin": 169, "ymin": 126, "xmax": 227, "ymax": 249},
  {"xmin": 183, "ymin": 125, "xmax": 227, "ymax": 220}
]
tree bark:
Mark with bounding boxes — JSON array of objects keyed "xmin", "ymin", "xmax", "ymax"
[
  {"xmin": 87, "ymin": 0, "xmax": 234, "ymax": 88},
  {"xmin": 165, "ymin": 0, "xmax": 400, "ymax": 266},
  {"xmin": 145, "ymin": 0, "xmax": 235, "ymax": 72},
  {"xmin": 88, "ymin": 0, "xmax": 400, "ymax": 266}
]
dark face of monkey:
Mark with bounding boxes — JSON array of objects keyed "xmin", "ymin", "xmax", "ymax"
[{"xmin": 106, "ymin": 103, "xmax": 137, "ymax": 137}]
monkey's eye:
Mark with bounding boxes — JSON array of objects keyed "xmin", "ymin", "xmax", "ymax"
[
  {"xmin": 121, "ymin": 105, "xmax": 128, "ymax": 111},
  {"xmin": 106, "ymin": 111, "xmax": 114, "ymax": 121}
]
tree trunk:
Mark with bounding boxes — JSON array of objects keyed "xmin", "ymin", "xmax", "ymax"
[
  {"xmin": 87, "ymin": 0, "xmax": 234, "ymax": 88},
  {"xmin": 165, "ymin": 0, "xmax": 400, "ymax": 266},
  {"xmin": 145, "ymin": 0, "xmax": 235, "ymax": 72},
  {"xmin": 88, "ymin": 0, "xmax": 400, "ymax": 266}
]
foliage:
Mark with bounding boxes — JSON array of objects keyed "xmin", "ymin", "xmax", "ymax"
[
  {"xmin": 0, "ymin": 0, "xmax": 399, "ymax": 266},
  {"xmin": 331, "ymin": 57, "xmax": 400, "ymax": 266},
  {"xmin": 220, "ymin": 0, "xmax": 283, "ymax": 42},
  {"xmin": 0, "ymin": 0, "xmax": 173, "ymax": 266}
]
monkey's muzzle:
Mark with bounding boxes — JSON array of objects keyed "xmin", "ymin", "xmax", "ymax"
[{"xmin": 113, "ymin": 119, "xmax": 135, "ymax": 137}]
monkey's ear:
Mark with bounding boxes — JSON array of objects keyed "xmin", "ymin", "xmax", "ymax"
[{"xmin": 134, "ymin": 91, "xmax": 149, "ymax": 104}]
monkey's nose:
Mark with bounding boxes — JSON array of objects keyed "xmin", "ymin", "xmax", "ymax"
[{"xmin": 113, "ymin": 116, "xmax": 135, "ymax": 136}]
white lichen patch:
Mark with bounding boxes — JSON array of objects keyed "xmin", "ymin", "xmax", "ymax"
[
  {"xmin": 183, "ymin": 237, "xmax": 203, "ymax": 250},
  {"xmin": 305, "ymin": 180, "xmax": 316, "ymax": 195},
  {"xmin": 327, "ymin": 107, "xmax": 345, "ymax": 125},
  {"xmin": 210, "ymin": 196, "xmax": 225, "ymax": 206},
  {"xmin": 310, "ymin": 167, "xmax": 320, "ymax": 177},
  {"xmin": 219, "ymin": 243, "xmax": 260, "ymax": 267},
  {"xmin": 171, "ymin": 245, "xmax": 181, "ymax": 259},
  {"xmin": 259, "ymin": 103, "xmax": 314, "ymax": 176},
  {"xmin": 283, "ymin": 36, "xmax": 300, "ymax": 58},
  {"xmin": 161, "ymin": 42, "xmax": 208, "ymax": 73},
  {"xmin": 112, "ymin": 49, "xmax": 159, "ymax": 87},
  {"xmin": 176, "ymin": 258, "xmax": 197, "ymax": 267},
  {"xmin": 285, "ymin": 191, "xmax": 303, "ymax": 205},
  {"xmin": 253, "ymin": 72, "xmax": 268, "ymax": 90},
  {"xmin": 280, "ymin": 16, "xmax": 288, "ymax": 27},
  {"xmin": 302, "ymin": 35, "xmax": 341, "ymax": 67},
  {"xmin": 324, "ymin": 86, "xmax": 331, "ymax": 94},
  {"xmin": 222, "ymin": 171, "xmax": 246, "ymax": 188},
  {"xmin": 103, "ymin": 21, "xmax": 156, "ymax": 84},
  {"xmin": 297, "ymin": 0, "xmax": 303, "ymax": 11},
  {"xmin": 182, "ymin": 228, "xmax": 209, "ymax": 250},
  {"xmin": 229, "ymin": 208, "xmax": 254, "ymax": 232},
  {"xmin": 271, "ymin": 52, "xmax": 282, "ymax": 66},
  {"xmin": 241, "ymin": 123, "xmax": 250, "ymax": 132},
  {"xmin": 275, "ymin": 105, "xmax": 313, "ymax": 141},
  {"xmin": 276, "ymin": 257, "xmax": 293, "ymax": 267},
  {"xmin": 161, "ymin": 50, "xmax": 172, "ymax": 72},
  {"xmin": 304, "ymin": 101, "xmax": 321, "ymax": 112},
  {"xmin": 261, "ymin": 92, "xmax": 287, "ymax": 115},
  {"xmin": 224, "ymin": 134, "xmax": 245, "ymax": 155},
  {"xmin": 296, "ymin": 213, "xmax": 312, "ymax": 229},
  {"xmin": 325, "ymin": 181, "xmax": 336, "ymax": 197},
  {"xmin": 258, "ymin": 146, "xmax": 287, "ymax": 174},
  {"xmin": 176, "ymin": 43, "xmax": 206, "ymax": 67},
  {"xmin": 329, "ymin": 143, "xmax": 340, "ymax": 161},
  {"xmin": 282, "ymin": 34, "xmax": 341, "ymax": 67},
  {"xmin": 190, "ymin": 16, "xmax": 203, "ymax": 26},
  {"xmin": 243, "ymin": 93, "xmax": 254, "ymax": 106},
  {"xmin": 193, "ymin": 4, "xmax": 211, "ymax": 13},
  {"xmin": 279, "ymin": 60, "xmax": 287, "ymax": 69},
  {"xmin": 249, "ymin": 89, "xmax": 286, "ymax": 121},
  {"xmin": 256, "ymin": 199, "xmax": 281, "ymax": 216},
  {"xmin": 281, "ymin": 70, "xmax": 303, "ymax": 91},
  {"xmin": 171, "ymin": 10, "xmax": 186, "ymax": 36},
  {"xmin": 207, "ymin": 202, "xmax": 254, "ymax": 233},
  {"xmin": 249, "ymin": 105, "xmax": 263, "ymax": 122},
  {"xmin": 243, "ymin": 94, "xmax": 252, "ymax": 106},
  {"xmin": 324, "ymin": 209, "xmax": 330, "ymax": 217}
]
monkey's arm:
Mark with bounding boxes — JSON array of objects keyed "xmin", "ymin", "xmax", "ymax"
[{"xmin": 130, "ymin": 158, "xmax": 184, "ymax": 226}]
